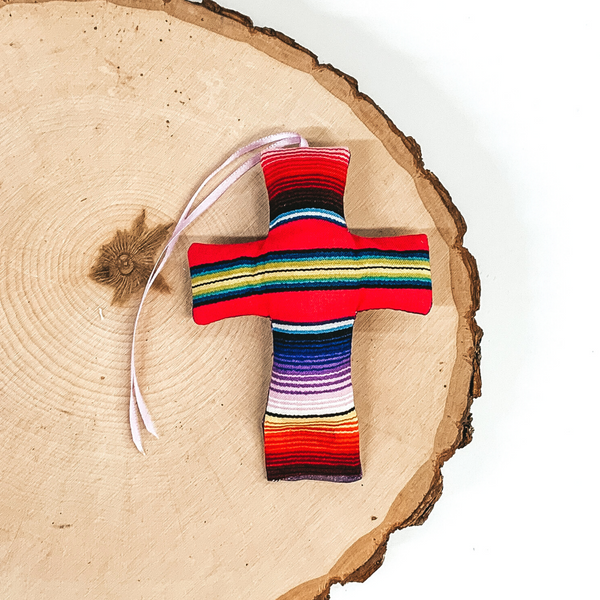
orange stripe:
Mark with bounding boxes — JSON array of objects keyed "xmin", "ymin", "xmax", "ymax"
[{"xmin": 265, "ymin": 433, "xmax": 359, "ymax": 443}]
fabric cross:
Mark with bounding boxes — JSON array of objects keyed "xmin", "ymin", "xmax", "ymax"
[{"xmin": 188, "ymin": 147, "xmax": 432, "ymax": 482}]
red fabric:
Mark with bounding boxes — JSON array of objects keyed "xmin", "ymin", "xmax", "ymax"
[
  {"xmin": 189, "ymin": 219, "xmax": 432, "ymax": 324},
  {"xmin": 261, "ymin": 147, "xmax": 350, "ymax": 198}
]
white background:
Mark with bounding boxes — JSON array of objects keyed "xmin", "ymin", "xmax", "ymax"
[{"xmin": 197, "ymin": 2, "xmax": 600, "ymax": 598}]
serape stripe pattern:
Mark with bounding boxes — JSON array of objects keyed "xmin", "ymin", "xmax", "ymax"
[
  {"xmin": 187, "ymin": 146, "xmax": 433, "ymax": 482},
  {"xmin": 264, "ymin": 318, "xmax": 361, "ymax": 481},
  {"xmin": 263, "ymin": 147, "xmax": 348, "ymax": 222},
  {"xmin": 190, "ymin": 248, "xmax": 431, "ymax": 308}
]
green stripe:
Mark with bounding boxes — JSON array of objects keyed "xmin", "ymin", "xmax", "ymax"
[{"xmin": 192, "ymin": 256, "xmax": 431, "ymax": 300}]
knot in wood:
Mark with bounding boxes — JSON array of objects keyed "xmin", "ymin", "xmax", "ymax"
[
  {"xmin": 117, "ymin": 253, "xmax": 135, "ymax": 276},
  {"xmin": 89, "ymin": 209, "xmax": 173, "ymax": 305}
]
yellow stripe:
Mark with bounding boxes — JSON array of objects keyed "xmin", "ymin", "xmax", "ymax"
[
  {"xmin": 193, "ymin": 266, "xmax": 431, "ymax": 294},
  {"xmin": 264, "ymin": 424, "xmax": 359, "ymax": 434},
  {"xmin": 265, "ymin": 412, "xmax": 358, "ymax": 427},
  {"xmin": 264, "ymin": 426, "xmax": 359, "ymax": 435}
]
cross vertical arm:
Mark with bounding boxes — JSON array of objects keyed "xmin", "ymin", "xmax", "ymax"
[
  {"xmin": 187, "ymin": 145, "xmax": 433, "ymax": 483},
  {"xmin": 264, "ymin": 317, "xmax": 361, "ymax": 482}
]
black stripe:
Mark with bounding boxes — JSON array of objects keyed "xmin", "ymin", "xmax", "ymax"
[
  {"xmin": 269, "ymin": 187, "xmax": 344, "ymax": 221},
  {"xmin": 265, "ymin": 407, "xmax": 356, "ymax": 419},
  {"xmin": 274, "ymin": 332, "xmax": 353, "ymax": 349},
  {"xmin": 192, "ymin": 279, "xmax": 432, "ymax": 307},
  {"xmin": 273, "ymin": 330, "xmax": 352, "ymax": 347},
  {"xmin": 190, "ymin": 248, "xmax": 430, "ymax": 277},
  {"xmin": 266, "ymin": 464, "xmax": 362, "ymax": 481}
]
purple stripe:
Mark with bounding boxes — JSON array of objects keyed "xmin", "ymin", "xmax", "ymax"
[
  {"xmin": 273, "ymin": 359, "xmax": 352, "ymax": 374},
  {"xmin": 271, "ymin": 372, "xmax": 351, "ymax": 388},
  {"xmin": 271, "ymin": 371, "xmax": 352, "ymax": 385}
]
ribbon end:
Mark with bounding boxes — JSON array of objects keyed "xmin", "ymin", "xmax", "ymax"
[
  {"xmin": 130, "ymin": 392, "xmax": 146, "ymax": 455},
  {"xmin": 145, "ymin": 420, "xmax": 159, "ymax": 439},
  {"xmin": 132, "ymin": 381, "xmax": 158, "ymax": 440}
]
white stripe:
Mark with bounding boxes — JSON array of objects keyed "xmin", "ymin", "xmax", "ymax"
[
  {"xmin": 267, "ymin": 391, "xmax": 355, "ymax": 411},
  {"xmin": 268, "ymin": 389, "xmax": 354, "ymax": 404},
  {"xmin": 272, "ymin": 318, "xmax": 355, "ymax": 334},
  {"xmin": 266, "ymin": 398, "xmax": 356, "ymax": 416},
  {"xmin": 269, "ymin": 209, "xmax": 346, "ymax": 229},
  {"xmin": 270, "ymin": 381, "xmax": 352, "ymax": 394}
]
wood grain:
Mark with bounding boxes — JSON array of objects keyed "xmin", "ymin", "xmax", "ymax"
[{"xmin": 0, "ymin": 1, "xmax": 481, "ymax": 598}]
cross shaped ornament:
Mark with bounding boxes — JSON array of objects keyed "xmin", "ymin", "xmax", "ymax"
[{"xmin": 188, "ymin": 147, "xmax": 432, "ymax": 482}]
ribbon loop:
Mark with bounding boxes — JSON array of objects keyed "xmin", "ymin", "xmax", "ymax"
[{"xmin": 129, "ymin": 132, "xmax": 308, "ymax": 453}]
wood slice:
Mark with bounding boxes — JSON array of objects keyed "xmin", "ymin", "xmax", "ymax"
[{"xmin": 0, "ymin": 1, "xmax": 481, "ymax": 598}]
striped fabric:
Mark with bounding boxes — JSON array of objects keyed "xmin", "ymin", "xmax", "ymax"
[
  {"xmin": 265, "ymin": 318, "xmax": 360, "ymax": 481},
  {"xmin": 264, "ymin": 147, "xmax": 347, "ymax": 222},
  {"xmin": 188, "ymin": 146, "xmax": 433, "ymax": 482},
  {"xmin": 190, "ymin": 248, "xmax": 431, "ymax": 307},
  {"xmin": 269, "ymin": 208, "xmax": 346, "ymax": 230}
]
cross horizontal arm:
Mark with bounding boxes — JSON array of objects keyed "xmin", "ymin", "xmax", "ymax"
[
  {"xmin": 352, "ymin": 232, "xmax": 433, "ymax": 315},
  {"xmin": 188, "ymin": 239, "xmax": 270, "ymax": 324}
]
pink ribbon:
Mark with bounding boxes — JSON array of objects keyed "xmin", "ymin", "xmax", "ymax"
[{"xmin": 130, "ymin": 132, "xmax": 309, "ymax": 453}]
